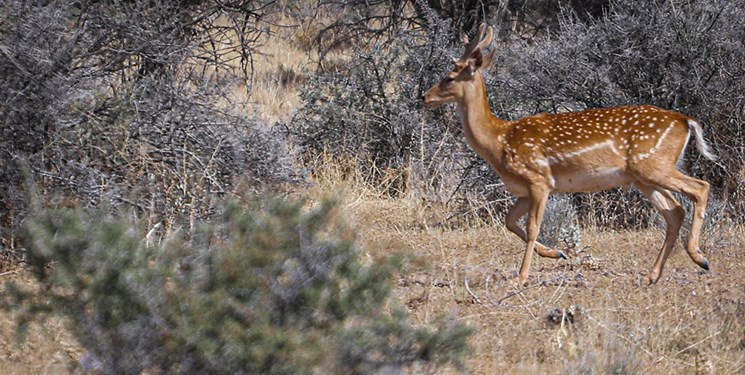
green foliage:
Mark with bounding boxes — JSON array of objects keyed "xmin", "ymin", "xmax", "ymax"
[{"xmin": 6, "ymin": 197, "xmax": 471, "ymax": 374}]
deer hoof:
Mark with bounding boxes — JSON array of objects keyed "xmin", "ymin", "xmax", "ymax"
[
  {"xmin": 558, "ymin": 250, "xmax": 568, "ymax": 260},
  {"xmin": 697, "ymin": 258, "xmax": 710, "ymax": 271},
  {"xmin": 690, "ymin": 251, "xmax": 710, "ymax": 270}
]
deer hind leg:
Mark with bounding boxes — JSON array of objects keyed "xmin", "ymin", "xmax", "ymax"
[
  {"xmin": 636, "ymin": 170, "xmax": 711, "ymax": 273},
  {"xmin": 636, "ymin": 183, "xmax": 685, "ymax": 284},
  {"xmin": 514, "ymin": 186, "xmax": 550, "ymax": 286},
  {"xmin": 505, "ymin": 197, "xmax": 567, "ymax": 260}
]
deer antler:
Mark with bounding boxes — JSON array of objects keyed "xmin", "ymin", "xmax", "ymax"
[{"xmin": 459, "ymin": 23, "xmax": 494, "ymax": 62}]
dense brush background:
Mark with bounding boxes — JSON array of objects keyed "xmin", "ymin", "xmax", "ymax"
[{"xmin": 0, "ymin": 0, "xmax": 744, "ymax": 373}]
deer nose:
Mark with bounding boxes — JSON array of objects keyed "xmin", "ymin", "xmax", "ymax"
[{"xmin": 422, "ymin": 93, "xmax": 433, "ymax": 106}]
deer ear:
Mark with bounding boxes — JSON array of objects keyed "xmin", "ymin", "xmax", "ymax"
[
  {"xmin": 470, "ymin": 49, "xmax": 484, "ymax": 69},
  {"xmin": 481, "ymin": 48, "xmax": 496, "ymax": 70},
  {"xmin": 470, "ymin": 48, "xmax": 495, "ymax": 71}
]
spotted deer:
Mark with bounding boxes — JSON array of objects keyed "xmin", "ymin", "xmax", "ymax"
[{"xmin": 423, "ymin": 24, "xmax": 716, "ymax": 286}]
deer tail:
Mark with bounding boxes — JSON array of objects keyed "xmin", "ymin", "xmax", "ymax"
[{"xmin": 687, "ymin": 119, "xmax": 717, "ymax": 161}]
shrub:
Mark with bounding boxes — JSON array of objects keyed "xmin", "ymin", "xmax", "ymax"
[
  {"xmin": 289, "ymin": 15, "xmax": 514, "ymax": 219},
  {"xmin": 289, "ymin": 23, "xmax": 448, "ymax": 190},
  {"xmin": 0, "ymin": 0, "xmax": 298, "ymax": 262},
  {"xmin": 4, "ymin": 197, "xmax": 471, "ymax": 374}
]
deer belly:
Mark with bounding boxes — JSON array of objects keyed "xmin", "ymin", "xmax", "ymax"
[
  {"xmin": 500, "ymin": 175, "xmax": 530, "ymax": 197},
  {"xmin": 553, "ymin": 167, "xmax": 633, "ymax": 193}
]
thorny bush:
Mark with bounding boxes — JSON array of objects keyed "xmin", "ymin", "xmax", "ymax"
[{"xmin": 0, "ymin": 0, "xmax": 297, "ymax": 262}]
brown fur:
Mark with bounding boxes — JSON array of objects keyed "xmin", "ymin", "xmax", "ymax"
[{"xmin": 424, "ymin": 24, "xmax": 715, "ymax": 285}]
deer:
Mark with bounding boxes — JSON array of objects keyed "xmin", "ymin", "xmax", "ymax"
[{"xmin": 423, "ymin": 23, "xmax": 717, "ymax": 286}]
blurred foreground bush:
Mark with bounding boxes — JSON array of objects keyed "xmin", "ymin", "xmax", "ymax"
[{"xmin": 4, "ymin": 197, "xmax": 470, "ymax": 374}]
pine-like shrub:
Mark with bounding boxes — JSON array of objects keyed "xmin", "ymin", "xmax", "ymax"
[{"xmin": 5, "ymin": 197, "xmax": 471, "ymax": 374}]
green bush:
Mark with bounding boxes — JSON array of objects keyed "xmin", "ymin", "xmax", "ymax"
[{"xmin": 5, "ymin": 197, "xmax": 471, "ymax": 374}]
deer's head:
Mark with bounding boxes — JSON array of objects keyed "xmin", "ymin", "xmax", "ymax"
[{"xmin": 423, "ymin": 23, "xmax": 496, "ymax": 108}]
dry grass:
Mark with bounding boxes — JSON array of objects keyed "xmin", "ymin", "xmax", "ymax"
[
  {"xmin": 231, "ymin": 9, "xmax": 347, "ymax": 124},
  {"xmin": 245, "ymin": 26, "xmax": 309, "ymax": 123},
  {"xmin": 293, "ymin": 160, "xmax": 745, "ymax": 374},
  {"xmin": 1, "ymin": 176, "xmax": 743, "ymax": 373},
  {"xmin": 343, "ymin": 192, "xmax": 745, "ymax": 374},
  {"xmin": 0, "ymin": 273, "xmax": 83, "ymax": 374}
]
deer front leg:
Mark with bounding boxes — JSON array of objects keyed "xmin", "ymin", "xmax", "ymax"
[
  {"xmin": 506, "ymin": 197, "xmax": 567, "ymax": 260},
  {"xmin": 514, "ymin": 186, "xmax": 550, "ymax": 286}
]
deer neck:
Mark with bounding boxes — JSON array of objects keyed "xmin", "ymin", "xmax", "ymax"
[{"xmin": 455, "ymin": 73, "xmax": 507, "ymax": 160}]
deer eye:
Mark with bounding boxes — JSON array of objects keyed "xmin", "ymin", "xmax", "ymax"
[{"xmin": 443, "ymin": 77, "xmax": 455, "ymax": 84}]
